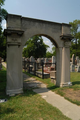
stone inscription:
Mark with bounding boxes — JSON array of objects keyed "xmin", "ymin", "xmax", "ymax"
[{"xmin": 12, "ymin": 38, "xmax": 17, "ymax": 42}]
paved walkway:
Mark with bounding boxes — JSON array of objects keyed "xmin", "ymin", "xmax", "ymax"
[
  {"xmin": 23, "ymin": 73, "xmax": 80, "ymax": 120},
  {"xmin": 2, "ymin": 62, "xmax": 80, "ymax": 120}
]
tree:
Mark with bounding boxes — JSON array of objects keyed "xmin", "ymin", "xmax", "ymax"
[
  {"xmin": 23, "ymin": 36, "xmax": 49, "ymax": 58},
  {"xmin": 0, "ymin": 0, "xmax": 5, "ymax": 6},
  {"xmin": 52, "ymin": 46, "xmax": 56, "ymax": 56},
  {"xmin": 46, "ymin": 46, "xmax": 56, "ymax": 58},
  {"xmin": 0, "ymin": 0, "xmax": 7, "ymax": 61},
  {"xmin": 0, "ymin": 0, "xmax": 7, "ymax": 23},
  {"xmin": 0, "ymin": 26, "xmax": 6, "ymax": 60},
  {"xmin": 46, "ymin": 51, "xmax": 53, "ymax": 58},
  {"xmin": 69, "ymin": 20, "xmax": 80, "ymax": 57}
]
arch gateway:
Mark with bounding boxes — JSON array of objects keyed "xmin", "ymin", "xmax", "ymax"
[{"xmin": 4, "ymin": 14, "xmax": 73, "ymax": 96}]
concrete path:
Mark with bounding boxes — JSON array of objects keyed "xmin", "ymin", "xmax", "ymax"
[
  {"xmin": 23, "ymin": 73, "xmax": 80, "ymax": 120},
  {"xmin": 2, "ymin": 63, "xmax": 80, "ymax": 120}
]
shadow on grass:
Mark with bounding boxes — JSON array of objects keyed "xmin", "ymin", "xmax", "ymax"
[
  {"xmin": 47, "ymin": 85, "xmax": 59, "ymax": 91},
  {"xmin": 0, "ymin": 106, "xmax": 15, "ymax": 115},
  {"xmin": 72, "ymin": 81, "xmax": 80, "ymax": 85}
]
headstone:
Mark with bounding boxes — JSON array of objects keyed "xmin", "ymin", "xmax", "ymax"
[
  {"xmin": 0, "ymin": 57, "xmax": 2, "ymax": 70},
  {"xmin": 72, "ymin": 54, "xmax": 75, "ymax": 65},
  {"xmin": 41, "ymin": 58, "xmax": 45, "ymax": 63},
  {"xmin": 71, "ymin": 64, "xmax": 75, "ymax": 72},
  {"xmin": 30, "ymin": 56, "xmax": 35, "ymax": 62},
  {"xmin": 30, "ymin": 56, "xmax": 35, "ymax": 71},
  {"xmin": 52, "ymin": 56, "xmax": 56, "ymax": 67},
  {"xmin": 45, "ymin": 58, "xmax": 48, "ymax": 63},
  {"xmin": 37, "ymin": 58, "xmax": 41, "ymax": 69},
  {"xmin": 76, "ymin": 56, "xmax": 79, "ymax": 65},
  {"xmin": 75, "ymin": 59, "xmax": 77, "ymax": 65},
  {"xmin": 37, "ymin": 58, "xmax": 41, "ymax": 63},
  {"xmin": 77, "ymin": 65, "xmax": 80, "ymax": 72}
]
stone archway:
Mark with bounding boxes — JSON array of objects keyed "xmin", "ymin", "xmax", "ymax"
[{"xmin": 4, "ymin": 14, "xmax": 73, "ymax": 96}]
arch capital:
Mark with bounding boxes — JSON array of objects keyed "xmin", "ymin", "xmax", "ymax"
[{"xmin": 4, "ymin": 29, "xmax": 24, "ymax": 46}]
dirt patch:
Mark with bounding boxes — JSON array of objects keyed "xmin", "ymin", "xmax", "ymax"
[{"xmin": 61, "ymin": 89, "xmax": 80, "ymax": 101}]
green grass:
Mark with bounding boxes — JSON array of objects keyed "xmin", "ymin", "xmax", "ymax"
[
  {"xmin": 24, "ymin": 71, "xmax": 80, "ymax": 106},
  {"xmin": 70, "ymin": 72, "xmax": 80, "ymax": 90},
  {"xmin": 0, "ymin": 67, "xmax": 71, "ymax": 120}
]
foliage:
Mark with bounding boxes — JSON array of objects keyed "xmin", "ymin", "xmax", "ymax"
[
  {"xmin": 0, "ymin": 0, "xmax": 5, "ymax": 6},
  {"xmin": 0, "ymin": 26, "xmax": 6, "ymax": 60},
  {"xmin": 23, "ymin": 36, "xmax": 49, "ymax": 58},
  {"xmin": 69, "ymin": 20, "xmax": 80, "ymax": 57},
  {"xmin": 70, "ymin": 41, "xmax": 80, "ymax": 57},
  {"xmin": 52, "ymin": 46, "xmax": 56, "ymax": 56},
  {"xmin": 0, "ymin": 0, "xmax": 7, "ymax": 61},
  {"xmin": 46, "ymin": 51, "xmax": 53, "ymax": 58},
  {"xmin": 0, "ymin": 8, "xmax": 7, "ymax": 21},
  {"xmin": 46, "ymin": 46, "xmax": 56, "ymax": 58}
]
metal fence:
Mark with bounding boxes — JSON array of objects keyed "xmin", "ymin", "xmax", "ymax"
[{"xmin": 23, "ymin": 60, "xmax": 56, "ymax": 79}]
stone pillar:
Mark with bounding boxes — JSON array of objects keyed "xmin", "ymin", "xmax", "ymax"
[
  {"xmin": 4, "ymin": 29, "xmax": 24, "ymax": 96},
  {"xmin": 61, "ymin": 41, "xmax": 72, "ymax": 87},
  {"xmin": 56, "ymin": 47, "xmax": 63, "ymax": 86}
]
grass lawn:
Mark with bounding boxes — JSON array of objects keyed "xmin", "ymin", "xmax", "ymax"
[
  {"xmin": 25, "ymin": 71, "xmax": 80, "ymax": 106},
  {"xmin": 0, "ymin": 66, "xmax": 71, "ymax": 120}
]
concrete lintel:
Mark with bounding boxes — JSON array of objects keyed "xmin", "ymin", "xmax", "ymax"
[{"xmin": 7, "ymin": 13, "xmax": 70, "ymax": 27}]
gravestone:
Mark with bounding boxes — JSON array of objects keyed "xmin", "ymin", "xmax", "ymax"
[
  {"xmin": 45, "ymin": 58, "xmax": 48, "ymax": 63},
  {"xmin": 41, "ymin": 58, "xmax": 44, "ymax": 63},
  {"xmin": 77, "ymin": 65, "xmax": 80, "ymax": 72},
  {"xmin": 76, "ymin": 56, "xmax": 79, "ymax": 65},
  {"xmin": 72, "ymin": 54, "xmax": 75, "ymax": 65},
  {"xmin": 30, "ymin": 56, "xmax": 35, "ymax": 71},
  {"xmin": 52, "ymin": 56, "xmax": 56, "ymax": 67},
  {"xmin": 37, "ymin": 58, "xmax": 41, "ymax": 69},
  {"xmin": 37, "ymin": 58, "xmax": 41, "ymax": 63},
  {"xmin": 30, "ymin": 56, "xmax": 35, "ymax": 62},
  {"xmin": 71, "ymin": 64, "xmax": 75, "ymax": 72}
]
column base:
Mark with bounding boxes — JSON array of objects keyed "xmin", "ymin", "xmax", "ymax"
[
  {"xmin": 60, "ymin": 82, "xmax": 72, "ymax": 87},
  {"xmin": 6, "ymin": 88, "xmax": 23, "ymax": 96}
]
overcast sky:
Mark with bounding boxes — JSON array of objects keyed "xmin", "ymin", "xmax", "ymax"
[{"xmin": 2, "ymin": 0, "xmax": 80, "ymax": 51}]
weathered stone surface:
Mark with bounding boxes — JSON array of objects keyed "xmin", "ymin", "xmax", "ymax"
[{"xmin": 5, "ymin": 14, "xmax": 72, "ymax": 95}]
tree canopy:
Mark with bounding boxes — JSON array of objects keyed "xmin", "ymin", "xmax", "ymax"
[
  {"xmin": 0, "ymin": 0, "xmax": 5, "ymax": 6},
  {"xmin": 46, "ymin": 46, "xmax": 56, "ymax": 58},
  {"xmin": 0, "ymin": 0, "xmax": 7, "ymax": 61},
  {"xmin": 69, "ymin": 20, "xmax": 80, "ymax": 57},
  {"xmin": 23, "ymin": 36, "xmax": 49, "ymax": 58}
]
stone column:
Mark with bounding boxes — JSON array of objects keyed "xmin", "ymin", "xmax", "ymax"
[
  {"xmin": 56, "ymin": 47, "xmax": 63, "ymax": 86},
  {"xmin": 4, "ymin": 29, "xmax": 24, "ymax": 96},
  {"xmin": 61, "ymin": 41, "xmax": 72, "ymax": 87}
]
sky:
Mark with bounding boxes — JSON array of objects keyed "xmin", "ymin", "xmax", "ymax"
[{"xmin": 2, "ymin": 0, "xmax": 80, "ymax": 51}]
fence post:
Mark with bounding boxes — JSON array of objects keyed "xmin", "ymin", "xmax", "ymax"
[
  {"xmin": 34, "ymin": 62, "xmax": 36, "ymax": 76},
  {"xmin": 29, "ymin": 61, "xmax": 30, "ymax": 73},
  {"xmin": 42, "ymin": 62, "xmax": 44, "ymax": 79}
]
